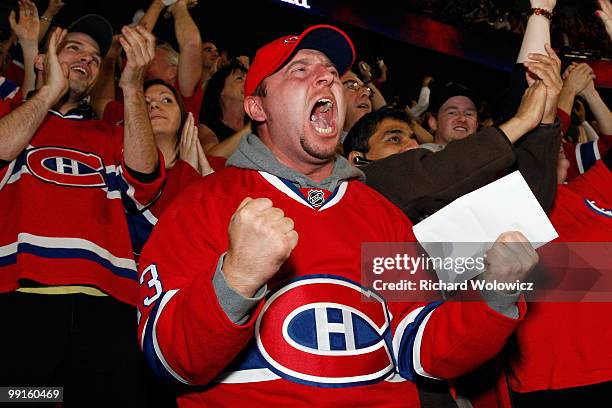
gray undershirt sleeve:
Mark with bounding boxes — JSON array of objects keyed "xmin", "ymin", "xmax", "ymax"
[
  {"xmin": 480, "ymin": 289, "xmax": 521, "ymax": 319},
  {"xmin": 211, "ymin": 253, "xmax": 267, "ymax": 325}
]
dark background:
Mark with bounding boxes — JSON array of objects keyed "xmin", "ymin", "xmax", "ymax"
[{"xmin": 0, "ymin": 0, "xmax": 609, "ymax": 107}]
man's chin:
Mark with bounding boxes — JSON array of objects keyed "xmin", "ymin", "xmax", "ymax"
[{"xmin": 300, "ymin": 138, "xmax": 338, "ymax": 162}]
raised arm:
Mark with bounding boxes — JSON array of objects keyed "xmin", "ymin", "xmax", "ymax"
[
  {"xmin": 9, "ymin": 0, "xmax": 39, "ymax": 97},
  {"xmin": 596, "ymin": 0, "xmax": 612, "ymax": 40},
  {"xmin": 168, "ymin": 0, "xmax": 202, "ymax": 97},
  {"xmin": 0, "ymin": 28, "xmax": 68, "ymax": 161},
  {"xmin": 139, "ymin": 0, "xmax": 165, "ymax": 32},
  {"xmin": 578, "ymin": 74, "xmax": 612, "ymax": 136},
  {"xmin": 557, "ymin": 63, "xmax": 596, "ymax": 116},
  {"xmin": 119, "ymin": 26, "xmax": 159, "ymax": 173},
  {"xmin": 38, "ymin": 0, "xmax": 64, "ymax": 42},
  {"xmin": 357, "ymin": 61, "xmax": 387, "ymax": 110},
  {"xmin": 517, "ymin": 0, "xmax": 556, "ymax": 63},
  {"xmin": 89, "ymin": 35, "xmax": 122, "ymax": 119}
]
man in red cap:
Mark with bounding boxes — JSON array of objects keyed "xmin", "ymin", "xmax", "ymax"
[{"xmin": 137, "ymin": 25, "xmax": 538, "ymax": 406}]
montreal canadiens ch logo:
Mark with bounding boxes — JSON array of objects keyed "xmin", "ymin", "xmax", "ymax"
[
  {"xmin": 26, "ymin": 147, "xmax": 107, "ymax": 188},
  {"xmin": 255, "ymin": 275, "xmax": 394, "ymax": 387}
]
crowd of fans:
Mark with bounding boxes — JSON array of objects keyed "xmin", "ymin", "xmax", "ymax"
[
  {"xmin": 409, "ymin": 0, "xmax": 612, "ymax": 58},
  {"xmin": 0, "ymin": 0, "xmax": 610, "ymax": 406}
]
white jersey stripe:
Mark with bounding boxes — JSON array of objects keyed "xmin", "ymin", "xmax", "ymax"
[
  {"xmin": 0, "ymin": 233, "xmax": 136, "ymax": 271},
  {"xmin": 151, "ymin": 289, "xmax": 191, "ymax": 385},
  {"xmin": 217, "ymin": 368, "xmax": 280, "ymax": 384}
]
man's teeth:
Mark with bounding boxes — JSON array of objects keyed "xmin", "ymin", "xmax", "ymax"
[
  {"xmin": 72, "ymin": 67, "xmax": 87, "ymax": 75},
  {"xmin": 454, "ymin": 127, "xmax": 467, "ymax": 131},
  {"xmin": 314, "ymin": 126, "xmax": 333, "ymax": 134},
  {"xmin": 318, "ymin": 99, "xmax": 333, "ymax": 113}
]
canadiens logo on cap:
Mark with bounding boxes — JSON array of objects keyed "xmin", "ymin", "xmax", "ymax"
[
  {"xmin": 283, "ymin": 36, "xmax": 299, "ymax": 44},
  {"xmin": 244, "ymin": 24, "xmax": 355, "ymax": 97}
]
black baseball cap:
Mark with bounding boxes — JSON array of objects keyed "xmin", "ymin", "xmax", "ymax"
[
  {"xmin": 430, "ymin": 82, "xmax": 480, "ymax": 114},
  {"xmin": 67, "ymin": 14, "xmax": 113, "ymax": 58}
]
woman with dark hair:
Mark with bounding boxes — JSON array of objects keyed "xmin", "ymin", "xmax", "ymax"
[
  {"xmin": 198, "ymin": 60, "xmax": 250, "ymax": 157},
  {"xmin": 143, "ymin": 79, "xmax": 213, "ymax": 217}
]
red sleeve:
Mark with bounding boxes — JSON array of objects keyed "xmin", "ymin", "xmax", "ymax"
[
  {"xmin": 137, "ymin": 186, "xmax": 263, "ymax": 385},
  {"xmin": 111, "ymin": 124, "xmax": 166, "ymax": 211},
  {"xmin": 381, "ymin": 203, "xmax": 525, "ymax": 382},
  {"xmin": 557, "ymin": 108, "xmax": 571, "ymax": 136},
  {"xmin": 566, "ymin": 159, "xmax": 612, "ymax": 203},
  {"xmin": 206, "ymin": 155, "xmax": 227, "ymax": 171},
  {"xmin": 4, "ymin": 60, "xmax": 24, "ymax": 88},
  {"xmin": 177, "ymin": 79, "xmax": 203, "ymax": 123},
  {"xmin": 563, "ymin": 135, "xmax": 611, "ymax": 181},
  {"xmin": 149, "ymin": 160, "xmax": 201, "ymax": 218},
  {"xmin": 102, "ymin": 100, "xmax": 125, "ymax": 126}
]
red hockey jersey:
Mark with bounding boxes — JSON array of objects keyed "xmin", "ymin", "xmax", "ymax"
[
  {"xmin": 137, "ymin": 166, "xmax": 526, "ymax": 407},
  {"xmin": 0, "ymin": 107, "xmax": 165, "ymax": 305},
  {"xmin": 510, "ymin": 160, "xmax": 612, "ymax": 392}
]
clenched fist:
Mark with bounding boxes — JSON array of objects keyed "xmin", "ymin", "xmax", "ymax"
[
  {"xmin": 482, "ymin": 231, "xmax": 539, "ymax": 293},
  {"xmin": 223, "ymin": 198, "xmax": 299, "ymax": 297}
]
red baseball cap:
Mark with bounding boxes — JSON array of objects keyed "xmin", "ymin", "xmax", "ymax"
[{"xmin": 244, "ymin": 24, "xmax": 355, "ymax": 97}]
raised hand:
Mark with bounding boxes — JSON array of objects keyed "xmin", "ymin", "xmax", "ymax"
[
  {"xmin": 223, "ymin": 198, "xmax": 298, "ymax": 297},
  {"xmin": 523, "ymin": 44, "xmax": 563, "ymax": 124},
  {"xmin": 195, "ymin": 135, "xmax": 213, "ymax": 176},
  {"xmin": 499, "ymin": 79, "xmax": 547, "ymax": 142},
  {"xmin": 236, "ymin": 55, "xmax": 250, "ymax": 70},
  {"xmin": 597, "ymin": 0, "xmax": 612, "ymax": 40},
  {"xmin": 45, "ymin": 0, "xmax": 65, "ymax": 16},
  {"xmin": 482, "ymin": 231, "xmax": 539, "ymax": 293},
  {"xmin": 118, "ymin": 25, "xmax": 156, "ymax": 90},
  {"xmin": 562, "ymin": 62, "xmax": 596, "ymax": 97},
  {"xmin": 41, "ymin": 27, "xmax": 69, "ymax": 103},
  {"xmin": 357, "ymin": 61, "xmax": 373, "ymax": 83},
  {"xmin": 179, "ymin": 112, "xmax": 212, "ymax": 175},
  {"xmin": 9, "ymin": 0, "xmax": 39, "ymax": 46}
]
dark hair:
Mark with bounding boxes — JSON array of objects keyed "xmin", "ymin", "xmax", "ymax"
[
  {"xmin": 199, "ymin": 60, "xmax": 248, "ymax": 127},
  {"xmin": 143, "ymin": 79, "xmax": 188, "ymax": 145},
  {"xmin": 343, "ymin": 107, "xmax": 412, "ymax": 156}
]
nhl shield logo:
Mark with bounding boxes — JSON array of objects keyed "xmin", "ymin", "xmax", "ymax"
[{"xmin": 307, "ymin": 189, "xmax": 325, "ymax": 208}]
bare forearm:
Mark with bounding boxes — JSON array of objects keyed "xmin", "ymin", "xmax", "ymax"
[
  {"xmin": 499, "ymin": 117, "xmax": 533, "ymax": 143},
  {"xmin": 173, "ymin": 3, "xmax": 202, "ymax": 96},
  {"xmin": 20, "ymin": 42, "xmax": 38, "ymax": 97},
  {"xmin": 38, "ymin": 12, "xmax": 54, "ymax": 42},
  {"xmin": 411, "ymin": 121, "xmax": 434, "ymax": 144},
  {"xmin": 206, "ymin": 125, "xmax": 249, "ymax": 158},
  {"xmin": 581, "ymin": 88, "xmax": 612, "ymax": 135},
  {"xmin": 517, "ymin": 14, "xmax": 551, "ymax": 63},
  {"xmin": 557, "ymin": 86, "xmax": 576, "ymax": 116},
  {"xmin": 90, "ymin": 47, "xmax": 120, "ymax": 118},
  {"xmin": 122, "ymin": 87, "xmax": 159, "ymax": 173},
  {"xmin": 141, "ymin": 0, "xmax": 164, "ymax": 32},
  {"xmin": 0, "ymin": 86, "xmax": 55, "ymax": 161},
  {"xmin": 173, "ymin": 3, "xmax": 200, "ymax": 51}
]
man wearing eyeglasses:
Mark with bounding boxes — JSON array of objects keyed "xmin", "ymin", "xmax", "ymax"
[{"xmin": 340, "ymin": 70, "xmax": 385, "ymax": 141}]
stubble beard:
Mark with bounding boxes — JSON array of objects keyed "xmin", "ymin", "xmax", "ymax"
[{"xmin": 300, "ymin": 135, "xmax": 337, "ymax": 161}]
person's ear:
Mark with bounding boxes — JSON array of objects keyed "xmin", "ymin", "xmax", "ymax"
[
  {"xmin": 428, "ymin": 115, "xmax": 438, "ymax": 132},
  {"xmin": 244, "ymin": 96, "xmax": 267, "ymax": 122},
  {"xmin": 347, "ymin": 151, "xmax": 362, "ymax": 166}
]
